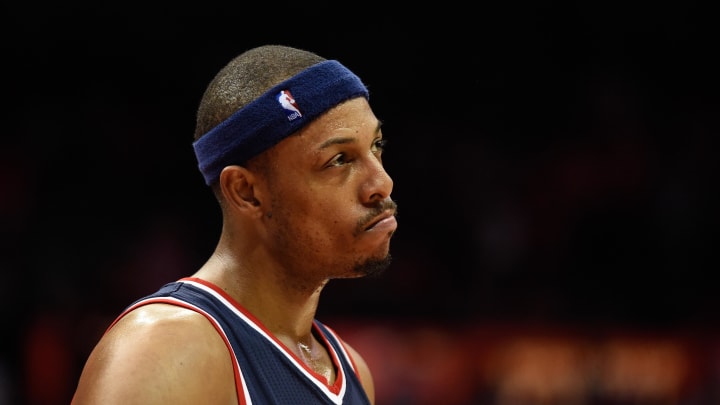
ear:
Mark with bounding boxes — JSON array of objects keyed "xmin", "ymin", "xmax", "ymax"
[{"xmin": 218, "ymin": 165, "xmax": 262, "ymax": 213}]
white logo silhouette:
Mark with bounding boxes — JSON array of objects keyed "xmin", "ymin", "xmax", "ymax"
[{"xmin": 278, "ymin": 90, "xmax": 302, "ymax": 121}]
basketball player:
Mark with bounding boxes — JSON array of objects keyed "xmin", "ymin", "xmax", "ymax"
[{"xmin": 72, "ymin": 44, "xmax": 398, "ymax": 405}]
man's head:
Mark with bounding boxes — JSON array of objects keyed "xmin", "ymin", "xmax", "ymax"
[
  {"xmin": 192, "ymin": 45, "xmax": 397, "ymax": 282},
  {"xmin": 193, "ymin": 45, "xmax": 368, "ymax": 189}
]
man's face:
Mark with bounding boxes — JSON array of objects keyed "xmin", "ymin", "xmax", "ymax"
[{"xmin": 259, "ymin": 97, "xmax": 397, "ymax": 281}]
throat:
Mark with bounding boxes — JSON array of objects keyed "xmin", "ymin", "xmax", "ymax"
[{"xmin": 296, "ymin": 340, "xmax": 336, "ymax": 384}]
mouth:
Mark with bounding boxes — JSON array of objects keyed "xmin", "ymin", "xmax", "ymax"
[{"xmin": 364, "ymin": 210, "xmax": 398, "ymax": 233}]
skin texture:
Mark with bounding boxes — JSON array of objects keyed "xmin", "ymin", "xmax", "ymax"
[{"xmin": 72, "ymin": 96, "xmax": 395, "ymax": 404}]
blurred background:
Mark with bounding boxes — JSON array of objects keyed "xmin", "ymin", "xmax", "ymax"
[{"xmin": 2, "ymin": 2, "xmax": 718, "ymax": 404}]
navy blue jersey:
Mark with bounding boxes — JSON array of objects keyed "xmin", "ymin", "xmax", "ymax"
[{"xmin": 108, "ymin": 277, "xmax": 371, "ymax": 405}]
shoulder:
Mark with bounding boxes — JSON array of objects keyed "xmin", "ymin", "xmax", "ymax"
[
  {"xmin": 342, "ymin": 340, "xmax": 376, "ymax": 405},
  {"xmin": 72, "ymin": 303, "xmax": 236, "ymax": 405}
]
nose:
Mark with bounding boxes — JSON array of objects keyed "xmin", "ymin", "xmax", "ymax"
[{"xmin": 361, "ymin": 156, "xmax": 393, "ymax": 204}]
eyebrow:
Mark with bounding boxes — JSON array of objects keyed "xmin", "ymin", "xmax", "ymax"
[{"xmin": 318, "ymin": 121, "xmax": 383, "ymax": 150}]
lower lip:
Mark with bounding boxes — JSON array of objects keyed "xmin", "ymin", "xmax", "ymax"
[{"xmin": 367, "ymin": 216, "xmax": 398, "ymax": 234}]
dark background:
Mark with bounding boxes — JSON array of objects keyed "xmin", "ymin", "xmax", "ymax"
[{"xmin": 2, "ymin": 2, "xmax": 718, "ymax": 404}]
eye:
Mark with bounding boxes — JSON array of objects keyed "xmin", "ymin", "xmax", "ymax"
[
  {"xmin": 372, "ymin": 139, "xmax": 387, "ymax": 154},
  {"xmin": 327, "ymin": 153, "xmax": 349, "ymax": 167}
]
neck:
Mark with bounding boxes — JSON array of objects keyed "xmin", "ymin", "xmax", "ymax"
[{"xmin": 193, "ymin": 250, "xmax": 327, "ymax": 341}]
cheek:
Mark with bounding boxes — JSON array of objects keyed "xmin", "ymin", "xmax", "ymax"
[
  {"xmin": 309, "ymin": 203, "xmax": 345, "ymax": 228},
  {"xmin": 274, "ymin": 180, "xmax": 358, "ymax": 236},
  {"xmin": 283, "ymin": 183, "xmax": 344, "ymax": 217},
  {"xmin": 300, "ymin": 200, "xmax": 353, "ymax": 241}
]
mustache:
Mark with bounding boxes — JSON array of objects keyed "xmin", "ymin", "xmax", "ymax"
[{"xmin": 357, "ymin": 199, "xmax": 398, "ymax": 230}]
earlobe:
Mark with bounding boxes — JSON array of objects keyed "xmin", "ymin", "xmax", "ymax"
[{"xmin": 219, "ymin": 166, "xmax": 261, "ymax": 210}]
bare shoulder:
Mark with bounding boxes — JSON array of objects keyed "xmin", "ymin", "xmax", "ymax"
[
  {"xmin": 342, "ymin": 340, "xmax": 376, "ymax": 405},
  {"xmin": 72, "ymin": 303, "xmax": 236, "ymax": 405}
]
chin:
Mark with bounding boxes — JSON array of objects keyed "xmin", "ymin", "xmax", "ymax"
[{"xmin": 355, "ymin": 254, "xmax": 393, "ymax": 278}]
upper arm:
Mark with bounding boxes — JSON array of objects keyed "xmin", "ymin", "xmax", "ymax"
[
  {"xmin": 71, "ymin": 304, "xmax": 236, "ymax": 405},
  {"xmin": 344, "ymin": 341, "xmax": 375, "ymax": 405}
]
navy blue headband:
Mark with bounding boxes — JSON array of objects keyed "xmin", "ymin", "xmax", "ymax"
[{"xmin": 193, "ymin": 60, "xmax": 369, "ymax": 185}]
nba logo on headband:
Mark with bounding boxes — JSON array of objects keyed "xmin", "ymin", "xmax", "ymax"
[{"xmin": 278, "ymin": 90, "xmax": 302, "ymax": 121}]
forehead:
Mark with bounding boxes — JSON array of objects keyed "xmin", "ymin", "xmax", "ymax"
[
  {"xmin": 281, "ymin": 97, "xmax": 378, "ymax": 151},
  {"xmin": 305, "ymin": 97, "xmax": 376, "ymax": 135}
]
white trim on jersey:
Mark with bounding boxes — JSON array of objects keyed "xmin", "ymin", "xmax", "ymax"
[{"xmin": 182, "ymin": 279, "xmax": 348, "ymax": 405}]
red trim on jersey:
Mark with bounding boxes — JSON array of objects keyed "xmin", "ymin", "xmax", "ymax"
[{"xmin": 181, "ymin": 276, "xmax": 346, "ymax": 395}]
